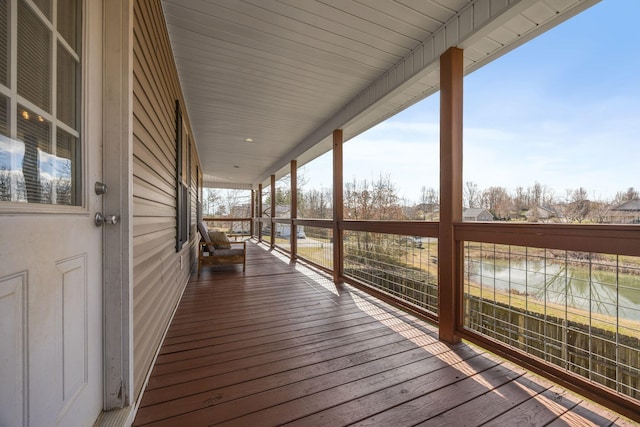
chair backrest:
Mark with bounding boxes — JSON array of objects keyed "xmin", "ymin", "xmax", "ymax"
[{"xmin": 197, "ymin": 221, "xmax": 215, "ymax": 252}]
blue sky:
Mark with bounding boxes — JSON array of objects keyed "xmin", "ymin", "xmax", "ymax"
[{"xmin": 302, "ymin": 0, "xmax": 640, "ymax": 204}]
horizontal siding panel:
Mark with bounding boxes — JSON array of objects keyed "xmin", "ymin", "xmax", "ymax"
[
  {"xmin": 132, "ymin": 106, "xmax": 174, "ymax": 168},
  {"xmin": 132, "ymin": 62, "xmax": 173, "ymax": 149},
  {"xmin": 133, "ymin": 196, "xmax": 175, "ymax": 218},
  {"xmin": 135, "ymin": 3, "xmax": 175, "ymax": 120},
  {"xmin": 133, "ymin": 216, "xmax": 175, "ymax": 238},
  {"xmin": 132, "ymin": 72, "xmax": 174, "ymax": 158},
  {"xmin": 132, "ymin": 0, "xmax": 195, "ymax": 400},
  {"xmin": 133, "ymin": 176, "xmax": 175, "ymax": 208},
  {"xmin": 133, "ymin": 283, "xmax": 181, "ymax": 395},
  {"xmin": 133, "ymin": 249, "xmax": 176, "ymax": 312},
  {"xmin": 133, "ymin": 229, "xmax": 175, "ymax": 264},
  {"xmin": 132, "ymin": 154, "xmax": 175, "ymax": 197}
]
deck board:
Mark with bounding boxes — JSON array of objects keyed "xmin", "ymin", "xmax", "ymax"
[{"xmin": 133, "ymin": 241, "xmax": 631, "ymax": 426}]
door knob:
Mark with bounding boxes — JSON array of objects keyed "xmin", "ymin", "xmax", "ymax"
[
  {"xmin": 95, "ymin": 212, "xmax": 119, "ymax": 226},
  {"xmin": 95, "ymin": 182, "xmax": 108, "ymax": 195}
]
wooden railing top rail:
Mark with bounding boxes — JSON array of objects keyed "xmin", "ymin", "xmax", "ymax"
[
  {"xmin": 456, "ymin": 222, "xmax": 640, "ymax": 257},
  {"xmin": 253, "ymin": 215, "xmax": 640, "ymax": 257},
  {"xmin": 203, "ymin": 217, "xmax": 252, "ymax": 222},
  {"xmin": 339, "ymin": 220, "xmax": 439, "ymax": 237}
]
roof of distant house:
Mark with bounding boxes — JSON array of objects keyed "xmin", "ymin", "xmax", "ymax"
[
  {"xmin": 463, "ymin": 208, "xmax": 493, "ymax": 218},
  {"xmin": 612, "ymin": 199, "xmax": 640, "ymax": 211}
]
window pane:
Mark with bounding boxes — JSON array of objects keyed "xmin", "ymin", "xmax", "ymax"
[
  {"xmin": 0, "ymin": 135, "xmax": 26, "ymax": 202},
  {"xmin": 57, "ymin": 41, "xmax": 78, "ymax": 128},
  {"xmin": 17, "ymin": 105, "xmax": 51, "ymax": 203},
  {"xmin": 32, "ymin": 0, "xmax": 51, "ymax": 20},
  {"xmin": 0, "ymin": 93, "xmax": 7, "ymax": 137},
  {"xmin": 18, "ymin": 0, "xmax": 51, "ymax": 112},
  {"xmin": 0, "ymin": 0, "xmax": 8, "ymax": 86},
  {"xmin": 55, "ymin": 128, "xmax": 80, "ymax": 205},
  {"xmin": 57, "ymin": 0, "xmax": 79, "ymax": 51}
]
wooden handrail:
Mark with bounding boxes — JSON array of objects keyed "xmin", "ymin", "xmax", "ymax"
[{"xmin": 203, "ymin": 217, "xmax": 251, "ymax": 222}]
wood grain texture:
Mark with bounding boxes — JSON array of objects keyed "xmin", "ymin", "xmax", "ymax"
[{"xmin": 132, "ymin": 241, "xmax": 628, "ymax": 427}]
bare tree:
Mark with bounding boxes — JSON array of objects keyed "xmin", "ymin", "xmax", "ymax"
[
  {"xmin": 344, "ymin": 174, "xmax": 405, "ymax": 221},
  {"xmin": 372, "ymin": 174, "xmax": 404, "ymax": 220},
  {"xmin": 482, "ymin": 186, "xmax": 513, "ymax": 219},
  {"xmin": 0, "ymin": 167, "xmax": 11, "ymax": 201},
  {"xmin": 203, "ymin": 188, "xmax": 221, "ymax": 215},
  {"xmin": 344, "ymin": 178, "xmax": 373, "ymax": 219},
  {"xmin": 224, "ymin": 189, "xmax": 250, "ymax": 217},
  {"xmin": 464, "ymin": 181, "xmax": 481, "ymax": 209},
  {"xmin": 418, "ymin": 185, "xmax": 439, "ymax": 219},
  {"xmin": 299, "ymin": 187, "xmax": 332, "ymax": 219},
  {"xmin": 613, "ymin": 187, "xmax": 639, "ymax": 205},
  {"xmin": 562, "ymin": 187, "xmax": 591, "ymax": 223},
  {"xmin": 512, "ymin": 186, "xmax": 529, "ymax": 212},
  {"xmin": 589, "ymin": 200, "xmax": 612, "ymax": 224}
]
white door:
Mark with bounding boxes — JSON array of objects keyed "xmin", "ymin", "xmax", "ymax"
[{"xmin": 0, "ymin": 1, "xmax": 104, "ymax": 426}]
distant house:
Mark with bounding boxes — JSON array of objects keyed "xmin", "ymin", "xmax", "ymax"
[
  {"xmin": 266, "ymin": 204, "xmax": 306, "ymax": 238},
  {"xmin": 230, "ymin": 204, "xmax": 251, "ymax": 217},
  {"xmin": 524, "ymin": 206, "xmax": 557, "ymax": 222},
  {"xmin": 463, "ymin": 208, "xmax": 494, "ymax": 221},
  {"xmin": 608, "ymin": 199, "xmax": 640, "ymax": 224},
  {"xmin": 408, "ymin": 202, "xmax": 440, "ymax": 221}
]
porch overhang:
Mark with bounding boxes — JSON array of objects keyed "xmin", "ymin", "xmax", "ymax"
[{"xmin": 161, "ymin": 0, "xmax": 599, "ymax": 188}]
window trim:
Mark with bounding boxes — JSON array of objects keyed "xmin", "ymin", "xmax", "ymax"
[{"xmin": 175, "ymin": 99, "xmax": 189, "ymax": 251}]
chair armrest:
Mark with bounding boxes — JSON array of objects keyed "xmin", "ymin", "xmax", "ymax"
[{"xmin": 199, "ymin": 240, "xmax": 245, "ymax": 251}]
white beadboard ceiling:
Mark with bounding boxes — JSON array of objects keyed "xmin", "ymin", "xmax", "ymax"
[{"xmin": 161, "ymin": 0, "xmax": 598, "ymax": 189}]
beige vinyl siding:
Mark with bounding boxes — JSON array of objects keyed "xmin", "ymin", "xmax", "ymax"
[
  {"xmin": 190, "ymin": 150, "xmax": 200, "ymax": 268},
  {"xmin": 132, "ymin": 0, "xmax": 200, "ymax": 398}
]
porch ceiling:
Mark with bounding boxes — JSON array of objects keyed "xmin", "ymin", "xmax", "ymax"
[{"xmin": 161, "ymin": 0, "xmax": 598, "ymax": 189}]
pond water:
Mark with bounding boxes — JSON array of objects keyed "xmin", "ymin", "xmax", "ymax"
[{"xmin": 467, "ymin": 258, "xmax": 640, "ymax": 321}]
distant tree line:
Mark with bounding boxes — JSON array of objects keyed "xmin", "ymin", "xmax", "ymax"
[
  {"xmin": 463, "ymin": 182, "xmax": 639, "ymax": 223},
  {"xmin": 204, "ymin": 174, "xmax": 639, "ymax": 224}
]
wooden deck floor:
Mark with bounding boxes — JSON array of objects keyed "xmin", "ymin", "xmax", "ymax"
[{"xmin": 133, "ymin": 241, "xmax": 634, "ymax": 426}]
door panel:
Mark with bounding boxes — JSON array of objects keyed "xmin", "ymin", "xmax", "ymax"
[
  {"xmin": 0, "ymin": 273, "xmax": 27, "ymax": 427},
  {"xmin": 0, "ymin": 217, "xmax": 102, "ymax": 426},
  {"xmin": 0, "ymin": 1, "xmax": 104, "ymax": 426}
]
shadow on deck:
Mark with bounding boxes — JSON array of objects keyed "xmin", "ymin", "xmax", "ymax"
[{"xmin": 133, "ymin": 241, "xmax": 632, "ymax": 426}]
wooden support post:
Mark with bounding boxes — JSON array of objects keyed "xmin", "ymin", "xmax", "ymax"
[
  {"xmin": 250, "ymin": 189, "xmax": 255, "ymax": 237},
  {"xmin": 270, "ymin": 174, "xmax": 276, "ymax": 247},
  {"xmin": 258, "ymin": 183, "xmax": 263, "ymax": 242},
  {"xmin": 290, "ymin": 160, "xmax": 297, "ymax": 260},
  {"xmin": 333, "ymin": 129, "xmax": 344, "ymax": 283},
  {"xmin": 439, "ymin": 47, "xmax": 464, "ymax": 344}
]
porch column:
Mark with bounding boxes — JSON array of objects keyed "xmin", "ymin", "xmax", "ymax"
[
  {"xmin": 250, "ymin": 189, "xmax": 255, "ymax": 237},
  {"xmin": 270, "ymin": 174, "xmax": 276, "ymax": 247},
  {"xmin": 439, "ymin": 47, "xmax": 463, "ymax": 344},
  {"xmin": 290, "ymin": 160, "xmax": 297, "ymax": 260},
  {"xmin": 258, "ymin": 183, "xmax": 263, "ymax": 242},
  {"xmin": 332, "ymin": 129, "xmax": 344, "ymax": 283}
]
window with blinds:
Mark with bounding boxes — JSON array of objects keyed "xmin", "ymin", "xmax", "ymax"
[
  {"xmin": 175, "ymin": 100, "xmax": 191, "ymax": 251},
  {"xmin": 0, "ymin": 0, "xmax": 82, "ymax": 206}
]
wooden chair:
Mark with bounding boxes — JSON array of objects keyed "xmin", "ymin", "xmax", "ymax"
[{"xmin": 197, "ymin": 221, "xmax": 246, "ymax": 274}]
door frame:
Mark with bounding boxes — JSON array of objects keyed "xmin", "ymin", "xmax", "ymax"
[{"xmin": 102, "ymin": 0, "xmax": 134, "ymax": 411}]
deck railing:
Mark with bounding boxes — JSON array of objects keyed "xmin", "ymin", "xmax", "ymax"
[
  {"xmin": 343, "ymin": 231, "xmax": 438, "ymax": 317},
  {"xmin": 249, "ymin": 217, "xmax": 640, "ymax": 418},
  {"xmin": 203, "ymin": 217, "xmax": 252, "ymax": 237},
  {"xmin": 464, "ymin": 242, "xmax": 640, "ymax": 401}
]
